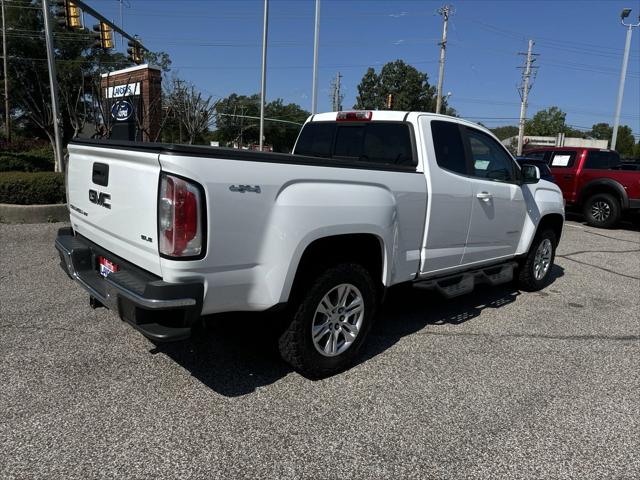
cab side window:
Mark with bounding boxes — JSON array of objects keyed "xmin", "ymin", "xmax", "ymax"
[
  {"xmin": 584, "ymin": 150, "xmax": 621, "ymax": 170},
  {"xmin": 465, "ymin": 128, "xmax": 516, "ymax": 182},
  {"xmin": 430, "ymin": 120, "xmax": 467, "ymax": 175}
]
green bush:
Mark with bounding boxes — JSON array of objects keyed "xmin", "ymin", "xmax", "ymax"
[
  {"xmin": 0, "ymin": 172, "xmax": 65, "ymax": 205},
  {"xmin": 0, "ymin": 151, "xmax": 55, "ymax": 172},
  {"xmin": 1, "ymin": 137, "xmax": 51, "ymax": 153}
]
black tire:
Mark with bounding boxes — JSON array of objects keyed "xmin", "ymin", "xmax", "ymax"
[
  {"xmin": 278, "ymin": 263, "xmax": 377, "ymax": 379},
  {"xmin": 518, "ymin": 229, "xmax": 557, "ymax": 292},
  {"xmin": 583, "ymin": 193, "xmax": 621, "ymax": 229}
]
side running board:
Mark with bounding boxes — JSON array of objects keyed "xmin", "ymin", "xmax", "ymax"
[{"xmin": 415, "ymin": 262, "xmax": 518, "ymax": 299}]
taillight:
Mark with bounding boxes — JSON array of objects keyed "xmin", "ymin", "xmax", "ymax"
[
  {"xmin": 336, "ymin": 111, "xmax": 372, "ymax": 121},
  {"xmin": 158, "ymin": 173, "xmax": 204, "ymax": 258}
]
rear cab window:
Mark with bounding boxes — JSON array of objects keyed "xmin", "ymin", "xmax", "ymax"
[{"xmin": 294, "ymin": 122, "xmax": 416, "ymax": 167}]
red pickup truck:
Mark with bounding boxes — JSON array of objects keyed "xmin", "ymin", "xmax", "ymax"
[{"xmin": 525, "ymin": 147, "xmax": 640, "ymax": 228}]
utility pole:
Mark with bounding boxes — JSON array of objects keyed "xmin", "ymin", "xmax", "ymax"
[
  {"xmin": 42, "ymin": 0, "xmax": 64, "ymax": 172},
  {"xmin": 118, "ymin": 0, "xmax": 123, "ymax": 47},
  {"xmin": 1, "ymin": 0, "xmax": 10, "ymax": 142},
  {"xmin": 611, "ymin": 8, "xmax": 639, "ymax": 151},
  {"xmin": 259, "ymin": 0, "xmax": 268, "ymax": 151},
  {"xmin": 516, "ymin": 39, "xmax": 538, "ymax": 156},
  {"xmin": 435, "ymin": 5, "xmax": 452, "ymax": 115},
  {"xmin": 330, "ymin": 72, "xmax": 343, "ymax": 111},
  {"xmin": 311, "ymin": 0, "xmax": 320, "ymax": 114}
]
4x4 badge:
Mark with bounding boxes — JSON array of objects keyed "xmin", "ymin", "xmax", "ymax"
[{"xmin": 229, "ymin": 185, "xmax": 261, "ymax": 194}]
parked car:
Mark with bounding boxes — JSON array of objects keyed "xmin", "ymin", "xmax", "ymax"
[
  {"xmin": 56, "ymin": 111, "xmax": 565, "ymax": 377},
  {"xmin": 525, "ymin": 147, "xmax": 640, "ymax": 228},
  {"xmin": 516, "ymin": 157, "xmax": 555, "ymax": 183}
]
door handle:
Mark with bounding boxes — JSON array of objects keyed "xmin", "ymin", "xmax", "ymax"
[
  {"xmin": 476, "ymin": 191, "xmax": 493, "ymax": 201},
  {"xmin": 563, "ymin": 175, "xmax": 573, "ymax": 180}
]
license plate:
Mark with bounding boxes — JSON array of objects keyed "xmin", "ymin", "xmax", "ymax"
[{"xmin": 98, "ymin": 256, "xmax": 119, "ymax": 278}]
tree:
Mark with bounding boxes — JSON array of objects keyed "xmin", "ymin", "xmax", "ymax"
[
  {"xmin": 212, "ymin": 94, "xmax": 309, "ymax": 152},
  {"xmin": 525, "ymin": 107, "xmax": 567, "ymax": 136},
  {"xmin": 353, "ymin": 60, "xmax": 453, "ymax": 114},
  {"xmin": 589, "ymin": 122, "xmax": 612, "ymax": 140},
  {"xmin": 264, "ymin": 99, "xmax": 309, "ymax": 152},
  {"xmin": 172, "ymin": 82, "xmax": 218, "ymax": 145},
  {"xmin": 613, "ymin": 125, "xmax": 636, "ymax": 158},
  {"xmin": 490, "ymin": 125, "xmax": 519, "ymax": 140},
  {"xmin": 588, "ymin": 122, "xmax": 636, "ymax": 157},
  {"xmin": 354, "ymin": 68, "xmax": 382, "ymax": 110}
]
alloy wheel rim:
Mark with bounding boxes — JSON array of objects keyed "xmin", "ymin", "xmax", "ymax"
[
  {"xmin": 533, "ymin": 238, "xmax": 553, "ymax": 281},
  {"xmin": 311, "ymin": 283, "xmax": 364, "ymax": 357},
  {"xmin": 591, "ymin": 201, "xmax": 611, "ymax": 223}
]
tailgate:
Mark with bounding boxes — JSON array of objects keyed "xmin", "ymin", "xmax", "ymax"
[{"xmin": 67, "ymin": 143, "xmax": 163, "ymax": 276}]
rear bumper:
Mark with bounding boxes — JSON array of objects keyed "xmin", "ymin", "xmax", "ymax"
[
  {"xmin": 55, "ymin": 227, "xmax": 203, "ymax": 341},
  {"xmin": 628, "ymin": 199, "xmax": 640, "ymax": 210}
]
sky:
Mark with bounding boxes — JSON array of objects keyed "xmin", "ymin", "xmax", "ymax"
[{"xmin": 89, "ymin": 0, "xmax": 640, "ymax": 137}]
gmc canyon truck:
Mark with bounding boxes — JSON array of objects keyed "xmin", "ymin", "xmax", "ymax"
[
  {"xmin": 56, "ymin": 111, "xmax": 565, "ymax": 378},
  {"xmin": 525, "ymin": 147, "xmax": 640, "ymax": 228}
]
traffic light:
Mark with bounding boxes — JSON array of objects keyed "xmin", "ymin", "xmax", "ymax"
[
  {"xmin": 386, "ymin": 94, "xmax": 394, "ymax": 109},
  {"xmin": 54, "ymin": 0, "xmax": 82, "ymax": 29},
  {"xmin": 92, "ymin": 22, "xmax": 113, "ymax": 49},
  {"xmin": 127, "ymin": 38, "xmax": 143, "ymax": 65}
]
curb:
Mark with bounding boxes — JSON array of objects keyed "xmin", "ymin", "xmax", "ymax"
[{"xmin": 0, "ymin": 203, "xmax": 69, "ymax": 224}]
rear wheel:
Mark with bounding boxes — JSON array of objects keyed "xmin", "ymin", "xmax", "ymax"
[
  {"xmin": 278, "ymin": 263, "xmax": 377, "ymax": 378},
  {"xmin": 583, "ymin": 193, "xmax": 621, "ymax": 229},
  {"xmin": 518, "ymin": 229, "xmax": 557, "ymax": 291}
]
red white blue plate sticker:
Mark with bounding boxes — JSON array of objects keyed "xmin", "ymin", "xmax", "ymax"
[{"xmin": 98, "ymin": 256, "xmax": 119, "ymax": 278}]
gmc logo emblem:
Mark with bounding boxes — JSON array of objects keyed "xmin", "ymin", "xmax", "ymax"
[{"xmin": 89, "ymin": 189, "xmax": 111, "ymax": 209}]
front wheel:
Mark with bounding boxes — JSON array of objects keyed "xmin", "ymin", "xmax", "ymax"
[
  {"xmin": 518, "ymin": 229, "xmax": 557, "ymax": 291},
  {"xmin": 278, "ymin": 263, "xmax": 377, "ymax": 378}
]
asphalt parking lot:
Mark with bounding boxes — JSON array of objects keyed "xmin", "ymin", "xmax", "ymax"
[{"xmin": 1, "ymin": 219, "xmax": 639, "ymax": 479}]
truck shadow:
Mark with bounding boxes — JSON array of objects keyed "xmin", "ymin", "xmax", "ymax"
[
  {"xmin": 565, "ymin": 211, "xmax": 640, "ymax": 232},
  {"xmin": 360, "ymin": 263, "xmax": 563, "ymax": 368},
  {"xmin": 153, "ymin": 265, "xmax": 564, "ymax": 397}
]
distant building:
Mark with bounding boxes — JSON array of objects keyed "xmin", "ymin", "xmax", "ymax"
[{"xmin": 502, "ymin": 134, "xmax": 608, "ymax": 151}]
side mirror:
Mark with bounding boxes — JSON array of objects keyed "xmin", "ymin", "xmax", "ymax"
[{"xmin": 521, "ymin": 164, "xmax": 541, "ymax": 184}]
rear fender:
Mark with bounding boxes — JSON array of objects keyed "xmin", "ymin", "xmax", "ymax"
[
  {"xmin": 577, "ymin": 178, "xmax": 629, "ymax": 209},
  {"xmin": 258, "ymin": 180, "xmax": 397, "ymax": 304}
]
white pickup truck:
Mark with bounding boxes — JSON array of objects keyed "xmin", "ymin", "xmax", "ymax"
[{"xmin": 56, "ymin": 111, "xmax": 564, "ymax": 377}]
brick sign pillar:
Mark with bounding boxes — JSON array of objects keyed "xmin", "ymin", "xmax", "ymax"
[{"xmin": 100, "ymin": 64, "xmax": 162, "ymax": 142}]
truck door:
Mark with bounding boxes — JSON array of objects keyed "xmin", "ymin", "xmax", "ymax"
[
  {"xmin": 419, "ymin": 118, "xmax": 474, "ymax": 274},
  {"xmin": 461, "ymin": 127, "xmax": 526, "ymax": 264}
]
